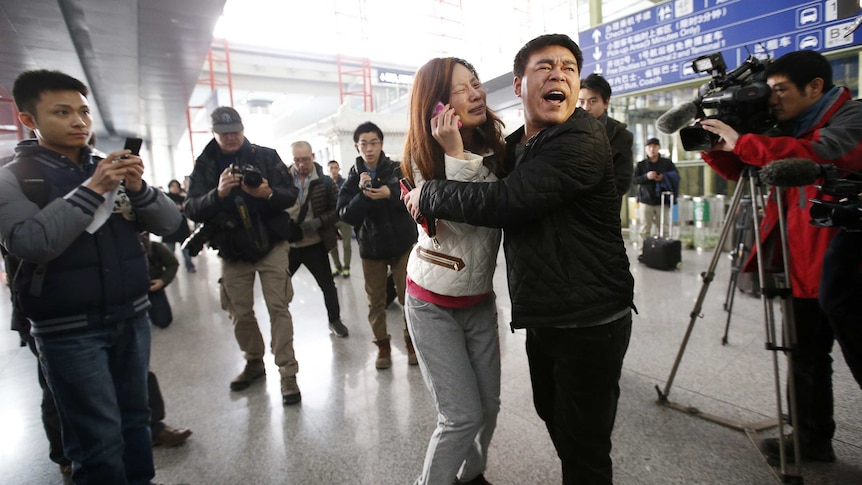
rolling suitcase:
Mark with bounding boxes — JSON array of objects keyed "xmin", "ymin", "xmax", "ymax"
[{"xmin": 640, "ymin": 192, "xmax": 682, "ymax": 271}]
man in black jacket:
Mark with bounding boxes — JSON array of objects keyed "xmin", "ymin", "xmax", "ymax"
[
  {"xmin": 633, "ymin": 138, "xmax": 679, "ymax": 240},
  {"xmin": 404, "ymin": 34, "xmax": 635, "ymax": 484},
  {"xmin": 578, "ymin": 73, "xmax": 634, "ymax": 209},
  {"xmin": 184, "ymin": 107, "xmax": 302, "ymax": 405},
  {"xmin": 336, "ymin": 122, "xmax": 418, "ymax": 369}
]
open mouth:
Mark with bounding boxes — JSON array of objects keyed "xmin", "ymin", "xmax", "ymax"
[
  {"xmin": 544, "ymin": 91, "xmax": 566, "ymax": 103},
  {"xmin": 468, "ymin": 105, "xmax": 485, "ymax": 116}
]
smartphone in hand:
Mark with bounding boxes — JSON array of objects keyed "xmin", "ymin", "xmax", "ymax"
[
  {"xmin": 432, "ymin": 102, "xmax": 462, "ymax": 128},
  {"xmin": 123, "ymin": 137, "xmax": 143, "ymax": 156}
]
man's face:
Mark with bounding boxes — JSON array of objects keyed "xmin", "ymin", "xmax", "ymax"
[
  {"xmin": 292, "ymin": 145, "xmax": 315, "ymax": 177},
  {"xmin": 767, "ymin": 74, "xmax": 820, "ymax": 122},
  {"xmin": 513, "ymin": 45, "xmax": 580, "ymax": 138},
  {"xmin": 20, "ymin": 89, "xmax": 91, "ymax": 158},
  {"xmin": 577, "ymin": 87, "xmax": 608, "ymax": 119},
  {"xmin": 214, "ymin": 130, "xmax": 243, "ymax": 154},
  {"xmin": 355, "ymin": 132, "xmax": 382, "ymax": 167},
  {"xmin": 328, "ymin": 162, "xmax": 340, "ymax": 179},
  {"xmin": 449, "ymin": 63, "xmax": 487, "ymax": 129},
  {"xmin": 645, "ymin": 143, "xmax": 661, "ymax": 160}
]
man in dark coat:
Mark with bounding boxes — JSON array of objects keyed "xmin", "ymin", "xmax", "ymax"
[{"xmin": 578, "ymin": 72, "xmax": 634, "ymax": 209}]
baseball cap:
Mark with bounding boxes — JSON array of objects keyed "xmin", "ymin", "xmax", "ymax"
[
  {"xmin": 646, "ymin": 137, "xmax": 661, "ymax": 146},
  {"xmin": 211, "ymin": 106, "xmax": 244, "ymax": 134}
]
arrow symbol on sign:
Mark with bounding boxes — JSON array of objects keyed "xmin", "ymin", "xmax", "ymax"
[
  {"xmin": 593, "ymin": 46, "xmax": 602, "ymax": 61},
  {"xmin": 595, "ymin": 63, "xmax": 603, "ymax": 75},
  {"xmin": 592, "ymin": 30, "xmax": 602, "ymax": 43}
]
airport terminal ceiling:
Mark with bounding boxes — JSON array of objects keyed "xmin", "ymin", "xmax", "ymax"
[{"xmin": 0, "ymin": 0, "xmax": 660, "ymax": 155}]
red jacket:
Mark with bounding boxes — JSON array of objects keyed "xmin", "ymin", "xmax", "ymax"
[{"xmin": 702, "ymin": 87, "xmax": 862, "ymax": 298}]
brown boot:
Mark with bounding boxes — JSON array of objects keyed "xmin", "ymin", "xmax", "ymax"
[
  {"xmin": 230, "ymin": 359, "xmax": 265, "ymax": 391},
  {"xmin": 374, "ymin": 336, "xmax": 392, "ymax": 369},
  {"xmin": 405, "ymin": 335, "xmax": 418, "ymax": 366}
]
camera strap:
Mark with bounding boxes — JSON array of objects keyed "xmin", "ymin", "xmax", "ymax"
[{"xmin": 235, "ymin": 197, "xmax": 267, "ymax": 252}]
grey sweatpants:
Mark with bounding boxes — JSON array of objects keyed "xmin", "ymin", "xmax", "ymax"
[{"xmin": 405, "ymin": 293, "xmax": 501, "ymax": 485}]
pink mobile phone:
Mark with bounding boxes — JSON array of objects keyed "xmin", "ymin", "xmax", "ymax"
[{"xmin": 432, "ymin": 102, "xmax": 462, "ymax": 128}]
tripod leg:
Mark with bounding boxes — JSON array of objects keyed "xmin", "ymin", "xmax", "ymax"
[{"xmin": 657, "ymin": 175, "xmax": 748, "ymax": 401}]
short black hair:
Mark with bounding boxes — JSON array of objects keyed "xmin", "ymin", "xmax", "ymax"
[
  {"xmin": 353, "ymin": 121, "xmax": 383, "ymax": 143},
  {"xmin": 581, "ymin": 73, "xmax": 611, "ymax": 102},
  {"xmin": 765, "ymin": 50, "xmax": 833, "ymax": 93},
  {"xmin": 327, "ymin": 160, "xmax": 339, "ymax": 166},
  {"xmin": 12, "ymin": 70, "xmax": 89, "ymax": 115},
  {"xmin": 513, "ymin": 34, "xmax": 583, "ymax": 78}
]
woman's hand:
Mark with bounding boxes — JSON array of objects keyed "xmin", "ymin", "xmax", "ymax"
[{"xmin": 430, "ymin": 103, "xmax": 464, "ymax": 159}]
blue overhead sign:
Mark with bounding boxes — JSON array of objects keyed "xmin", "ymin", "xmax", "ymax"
[{"xmin": 579, "ymin": 0, "xmax": 862, "ymax": 95}]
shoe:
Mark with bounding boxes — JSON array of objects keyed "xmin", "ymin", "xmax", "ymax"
[
  {"xmin": 374, "ymin": 337, "xmax": 392, "ymax": 369},
  {"xmin": 455, "ymin": 474, "xmax": 493, "ymax": 485},
  {"xmin": 281, "ymin": 376, "xmax": 302, "ymax": 405},
  {"xmin": 761, "ymin": 435, "xmax": 835, "ymax": 465},
  {"xmin": 329, "ymin": 319, "xmax": 349, "ymax": 338},
  {"xmin": 152, "ymin": 424, "xmax": 192, "ymax": 447},
  {"xmin": 332, "ymin": 268, "xmax": 341, "ymax": 277},
  {"xmin": 342, "ymin": 268, "xmax": 350, "ymax": 278},
  {"xmin": 405, "ymin": 335, "xmax": 418, "ymax": 366},
  {"xmin": 229, "ymin": 359, "xmax": 265, "ymax": 391}
]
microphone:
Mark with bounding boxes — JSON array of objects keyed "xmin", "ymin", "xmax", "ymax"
[
  {"xmin": 759, "ymin": 158, "xmax": 829, "ymax": 186},
  {"xmin": 656, "ymin": 102, "xmax": 699, "ymax": 134}
]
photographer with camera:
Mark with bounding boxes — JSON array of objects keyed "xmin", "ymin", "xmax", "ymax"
[
  {"xmin": 184, "ymin": 106, "xmax": 303, "ymax": 405},
  {"xmin": 699, "ymin": 50, "xmax": 862, "ymax": 465},
  {"xmin": 633, "ymin": 138, "xmax": 679, "ymax": 240},
  {"xmin": 337, "ymin": 121, "xmax": 418, "ymax": 369}
]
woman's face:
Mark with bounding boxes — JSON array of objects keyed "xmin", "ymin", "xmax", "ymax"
[
  {"xmin": 169, "ymin": 182, "xmax": 181, "ymax": 193},
  {"xmin": 448, "ymin": 63, "xmax": 487, "ymax": 129}
]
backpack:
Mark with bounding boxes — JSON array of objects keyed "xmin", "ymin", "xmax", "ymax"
[{"xmin": 0, "ymin": 159, "xmax": 50, "ymax": 340}]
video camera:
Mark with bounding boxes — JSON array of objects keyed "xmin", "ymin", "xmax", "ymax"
[{"xmin": 679, "ymin": 52, "xmax": 775, "ymax": 151}]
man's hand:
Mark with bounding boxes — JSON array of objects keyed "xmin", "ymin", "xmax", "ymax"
[
  {"xmin": 86, "ymin": 150, "xmax": 137, "ymax": 194},
  {"xmin": 120, "ymin": 153, "xmax": 145, "ymax": 192},
  {"xmin": 647, "ymin": 171, "xmax": 658, "ymax": 180},
  {"xmin": 217, "ymin": 166, "xmax": 241, "ymax": 198},
  {"xmin": 364, "ymin": 185, "xmax": 391, "ymax": 200},
  {"xmin": 149, "ymin": 279, "xmax": 165, "ymax": 292},
  {"xmin": 698, "ymin": 119, "xmax": 739, "ymax": 151},
  {"xmin": 241, "ymin": 178, "xmax": 273, "ymax": 199}
]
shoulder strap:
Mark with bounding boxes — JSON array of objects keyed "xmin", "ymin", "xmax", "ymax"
[{"xmin": 6, "ymin": 160, "xmax": 50, "ymax": 209}]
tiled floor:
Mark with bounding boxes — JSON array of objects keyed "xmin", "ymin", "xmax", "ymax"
[{"xmin": 0, "ymin": 240, "xmax": 859, "ymax": 484}]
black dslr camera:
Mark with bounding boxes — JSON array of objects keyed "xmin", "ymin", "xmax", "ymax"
[
  {"xmin": 231, "ymin": 164, "xmax": 263, "ymax": 188},
  {"xmin": 680, "ymin": 52, "xmax": 775, "ymax": 151},
  {"xmin": 809, "ymin": 166, "xmax": 862, "ymax": 230}
]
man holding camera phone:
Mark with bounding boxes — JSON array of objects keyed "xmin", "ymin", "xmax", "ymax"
[
  {"xmin": 336, "ymin": 121, "xmax": 418, "ymax": 369},
  {"xmin": 700, "ymin": 50, "xmax": 862, "ymax": 465},
  {"xmin": 184, "ymin": 106, "xmax": 303, "ymax": 405},
  {"xmin": 0, "ymin": 70, "xmax": 182, "ymax": 484}
]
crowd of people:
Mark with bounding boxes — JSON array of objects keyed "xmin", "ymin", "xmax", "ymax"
[{"xmin": 0, "ymin": 33, "xmax": 859, "ymax": 485}]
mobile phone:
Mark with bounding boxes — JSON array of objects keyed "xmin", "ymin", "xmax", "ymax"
[
  {"xmin": 399, "ymin": 177, "xmax": 415, "ymax": 194},
  {"xmin": 432, "ymin": 102, "xmax": 462, "ymax": 128},
  {"xmin": 123, "ymin": 137, "xmax": 143, "ymax": 156}
]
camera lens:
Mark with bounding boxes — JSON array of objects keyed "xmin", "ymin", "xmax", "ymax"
[
  {"xmin": 363, "ymin": 180, "xmax": 373, "ymax": 190},
  {"xmin": 242, "ymin": 170, "xmax": 263, "ymax": 188}
]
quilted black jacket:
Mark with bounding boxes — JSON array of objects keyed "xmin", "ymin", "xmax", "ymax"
[{"xmin": 419, "ymin": 109, "xmax": 634, "ymax": 329}]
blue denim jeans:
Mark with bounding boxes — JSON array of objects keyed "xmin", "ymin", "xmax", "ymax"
[{"xmin": 35, "ymin": 313, "xmax": 155, "ymax": 485}]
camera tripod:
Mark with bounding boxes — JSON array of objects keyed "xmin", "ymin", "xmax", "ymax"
[
  {"xmin": 721, "ymin": 194, "xmax": 761, "ymax": 345},
  {"xmin": 654, "ymin": 166, "xmax": 804, "ymax": 483}
]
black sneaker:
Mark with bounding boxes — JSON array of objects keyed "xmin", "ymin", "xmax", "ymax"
[
  {"xmin": 329, "ymin": 320, "xmax": 349, "ymax": 338},
  {"xmin": 760, "ymin": 435, "xmax": 835, "ymax": 465},
  {"xmin": 455, "ymin": 474, "xmax": 493, "ymax": 485}
]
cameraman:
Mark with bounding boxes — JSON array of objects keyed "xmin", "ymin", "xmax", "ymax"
[
  {"xmin": 184, "ymin": 107, "xmax": 303, "ymax": 405},
  {"xmin": 700, "ymin": 50, "xmax": 862, "ymax": 464}
]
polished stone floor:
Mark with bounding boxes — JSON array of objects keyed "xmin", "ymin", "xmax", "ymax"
[{"xmin": 0, "ymin": 239, "xmax": 859, "ymax": 484}]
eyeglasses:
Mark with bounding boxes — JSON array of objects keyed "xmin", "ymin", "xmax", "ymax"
[
  {"xmin": 293, "ymin": 156, "xmax": 313, "ymax": 163},
  {"xmin": 357, "ymin": 140, "xmax": 381, "ymax": 149}
]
